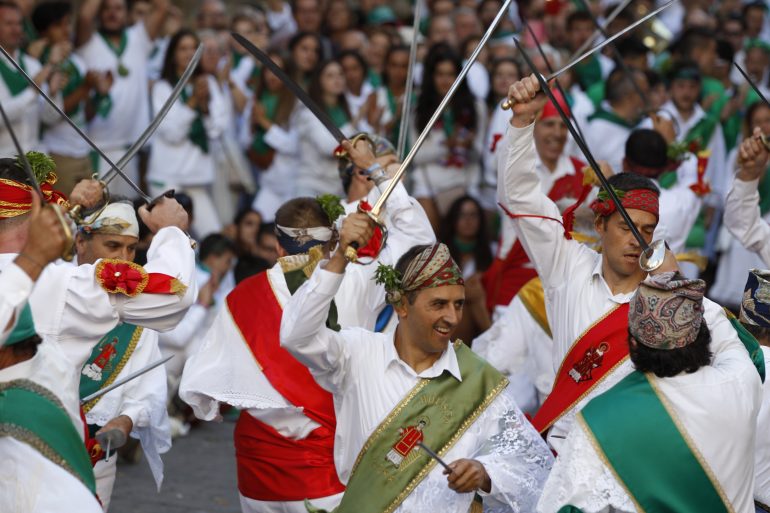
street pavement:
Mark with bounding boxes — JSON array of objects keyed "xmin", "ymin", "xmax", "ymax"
[{"xmin": 110, "ymin": 419, "xmax": 240, "ymax": 513}]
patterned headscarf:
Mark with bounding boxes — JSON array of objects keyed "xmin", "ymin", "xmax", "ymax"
[
  {"xmin": 629, "ymin": 271, "xmax": 706, "ymax": 350},
  {"xmin": 79, "ymin": 201, "xmax": 139, "ymax": 238},
  {"xmin": 740, "ymin": 269, "xmax": 770, "ymax": 328},
  {"xmin": 375, "ymin": 243, "xmax": 464, "ymax": 305}
]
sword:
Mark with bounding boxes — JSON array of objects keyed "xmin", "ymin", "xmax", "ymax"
[
  {"xmin": 734, "ymin": 63, "xmax": 770, "ymax": 152},
  {"xmin": 568, "ymin": 0, "xmax": 633, "ymax": 63},
  {"xmin": 417, "ymin": 441, "xmax": 452, "ymax": 473},
  {"xmin": 396, "ymin": 2, "xmax": 422, "ymax": 160},
  {"xmin": 344, "ymin": 0, "xmax": 515, "ymax": 262},
  {"xmin": 0, "ymin": 100, "xmax": 74, "ymax": 260},
  {"xmin": 232, "ymin": 33, "xmax": 374, "ymax": 158},
  {"xmin": 80, "ymin": 354, "xmax": 173, "ymax": 404},
  {"xmin": 0, "ymin": 44, "xmax": 151, "ymax": 203},
  {"xmin": 502, "ymin": 0, "xmax": 676, "ymax": 110},
  {"xmin": 105, "ymin": 45, "xmax": 204, "ymax": 183},
  {"xmin": 522, "ymin": 20, "xmax": 588, "ymax": 144},
  {"xmin": 572, "ymin": 0, "xmax": 652, "ymax": 109},
  {"xmin": 513, "ymin": 37, "xmax": 666, "ymax": 272}
]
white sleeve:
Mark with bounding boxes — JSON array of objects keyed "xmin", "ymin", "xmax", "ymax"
[
  {"xmin": 497, "ymin": 123, "xmax": 593, "ymax": 289},
  {"xmin": 724, "ymin": 177, "xmax": 770, "ymax": 267},
  {"xmin": 279, "ymin": 266, "xmax": 353, "ymax": 394},
  {"xmin": 156, "ymin": 304, "xmax": 208, "ymax": 349},
  {"xmin": 263, "ymin": 123, "xmax": 300, "ymax": 154},
  {"xmin": 151, "ymin": 81, "xmax": 198, "ymax": 144},
  {"xmin": 0, "ymin": 263, "xmax": 34, "ymax": 343},
  {"xmin": 203, "ymin": 77, "xmax": 228, "ymax": 139},
  {"xmin": 31, "ymin": 227, "xmax": 197, "ymax": 343},
  {"xmin": 656, "ymin": 167, "xmax": 701, "ymax": 255},
  {"xmin": 373, "ymin": 180, "xmax": 436, "ymax": 262},
  {"xmin": 0, "ymin": 86, "xmax": 37, "ymax": 122}
]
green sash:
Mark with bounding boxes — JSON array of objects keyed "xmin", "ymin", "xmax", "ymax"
[
  {"xmin": 579, "ymin": 371, "xmax": 730, "ymax": 513},
  {"xmin": 180, "ymin": 83, "xmax": 209, "ymax": 154},
  {"xmin": 0, "ymin": 52, "xmax": 28, "ymax": 96},
  {"xmin": 684, "ymin": 114, "xmax": 719, "ymax": 151},
  {"xmin": 587, "ymin": 107, "xmax": 638, "ymax": 129},
  {"xmin": 0, "ymin": 379, "xmax": 96, "ymax": 495},
  {"xmin": 308, "ymin": 343, "xmax": 508, "ymax": 513},
  {"xmin": 79, "ymin": 323, "xmax": 143, "ymax": 412}
]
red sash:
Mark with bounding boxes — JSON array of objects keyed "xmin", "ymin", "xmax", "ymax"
[
  {"xmin": 483, "ymin": 158, "xmax": 587, "ymax": 310},
  {"xmin": 531, "ymin": 303, "xmax": 630, "ymax": 433},
  {"xmin": 226, "ymin": 272, "xmax": 344, "ymax": 500}
]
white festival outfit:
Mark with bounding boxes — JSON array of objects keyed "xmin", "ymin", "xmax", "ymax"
[
  {"xmin": 497, "ymin": 122, "xmax": 753, "ymax": 453},
  {"xmin": 180, "ymin": 182, "xmax": 434, "ymax": 513},
  {"xmin": 77, "ymin": 22, "xmax": 155, "ymax": 199},
  {"xmin": 279, "ymin": 263, "xmax": 554, "ymax": 513},
  {"xmin": 723, "ymin": 175, "xmax": 770, "ymax": 268}
]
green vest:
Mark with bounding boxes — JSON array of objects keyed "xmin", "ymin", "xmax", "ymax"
[
  {"xmin": 0, "ymin": 379, "xmax": 96, "ymax": 495},
  {"xmin": 307, "ymin": 343, "xmax": 508, "ymax": 513}
]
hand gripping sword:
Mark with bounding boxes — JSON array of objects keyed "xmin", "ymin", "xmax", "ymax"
[
  {"xmin": 232, "ymin": 33, "xmax": 376, "ymax": 159},
  {"xmin": 513, "ymin": 37, "xmax": 666, "ymax": 272},
  {"xmin": 343, "ymin": 0, "xmax": 515, "ymax": 262},
  {"xmin": 0, "ymin": 100, "xmax": 74, "ymax": 260},
  {"xmin": 502, "ymin": 0, "xmax": 677, "ymax": 110}
]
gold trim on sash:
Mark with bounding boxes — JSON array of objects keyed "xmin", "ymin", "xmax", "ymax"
[{"xmin": 81, "ymin": 326, "xmax": 143, "ymax": 413}]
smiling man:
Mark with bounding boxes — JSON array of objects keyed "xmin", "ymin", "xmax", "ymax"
[{"xmin": 280, "ymin": 234, "xmax": 553, "ymax": 513}]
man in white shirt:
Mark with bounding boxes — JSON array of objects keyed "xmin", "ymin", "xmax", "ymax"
[
  {"xmin": 500, "ymin": 74, "xmax": 752, "ymax": 452},
  {"xmin": 538, "ymin": 271, "xmax": 762, "ymax": 512},
  {"xmin": 724, "ymin": 127, "xmax": 770, "ymax": 267},
  {"xmin": 74, "ymin": 201, "xmax": 170, "ymax": 511},
  {"xmin": 0, "ymin": 1, "xmax": 65, "ymax": 155},
  {"xmin": 75, "ymin": 0, "xmax": 169, "ymax": 198},
  {"xmin": 280, "ymin": 232, "xmax": 553, "ymax": 512}
]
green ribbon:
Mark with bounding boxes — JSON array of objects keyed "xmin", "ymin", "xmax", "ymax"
[
  {"xmin": 180, "ymin": 83, "xmax": 209, "ymax": 154},
  {"xmin": 0, "ymin": 380, "xmax": 96, "ymax": 495},
  {"xmin": 249, "ymin": 92, "xmax": 279, "ymax": 156},
  {"xmin": 581, "ymin": 371, "xmax": 730, "ymax": 513},
  {"xmin": 574, "ymin": 55, "xmax": 603, "ymax": 91},
  {"xmin": 0, "ymin": 52, "xmax": 28, "ymax": 96},
  {"xmin": 307, "ymin": 344, "xmax": 507, "ymax": 513},
  {"xmin": 327, "ymin": 104, "xmax": 350, "ymax": 129},
  {"xmin": 441, "ymin": 109, "xmax": 455, "ymax": 138},
  {"xmin": 587, "ymin": 107, "xmax": 638, "ymax": 129},
  {"xmin": 98, "ymin": 31, "xmax": 129, "ymax": 76}
]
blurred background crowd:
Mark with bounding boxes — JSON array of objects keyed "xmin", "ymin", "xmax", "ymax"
[{"xmin": 3, "ymin": 0, "xmax": 770, "ymax": 429}]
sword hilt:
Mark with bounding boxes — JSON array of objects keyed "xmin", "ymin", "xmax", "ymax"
[
  {"xmin": 501, "ymin": 99, "xmax": 513, "ymax": 110},
  {"xmin": 343, "ymin": 206, "xmax": 387, "ymax": 264},
  {"xmin": 334, "ymin": 133, "xmax": 377, "ymax": 159}
]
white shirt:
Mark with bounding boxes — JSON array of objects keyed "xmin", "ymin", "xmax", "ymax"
[
  {"xmin": 0, "ymin": 50, "xmax": 62, "ymax": 155},
  {"xmin": 538, "ymin": 333, "xmax": 762, "ymax": 513},
  {"xmin": 724, "ymin": 177, "xmax": 770, "ymax": 267},
  {"xmin": 585, "ymin": 105, "xmax": 637, "ymax": 174},
  {"xmin": 498, "ymin": 122, "xmax": 751, "ymax": 449},
  {"xmin": 756, "ymin": 346, "xmax": 770, "ymax": 506},
  {"xmin": 84, "ymin": 328, "xmax": 170, "ymax": 490},
  {"xmin": 655, "ymin": 156, "xmax": 702, "ymax": 254},
  {"xmin": 147, "ymin": 75, "xmax": 228, "ymax": 187},
  {"xmin": 77, "ymin": 23, "xmax": 154, "ymax": 149},
  {"xmin": 7, "ymin": 226, "xmax": 197, "ymax": 372},
  {"xmin": 279, "ymin": 266, "xmax": 554, "ymax": 513},
  {"xmin": 0, "ymin": 262, "xmax": 34, "ymax": 343},
  {"xmin": 0, "ymin": 342, "xmax": 102, "ymax": 513},
  {"xmin": 41, "ymin": 54, "xmax": 91, "ymax": 158}
]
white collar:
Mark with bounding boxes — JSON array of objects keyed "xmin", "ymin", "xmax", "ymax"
[{"xmin": 383, "ymin": 335, "xmax": 463, "ymax": 382}]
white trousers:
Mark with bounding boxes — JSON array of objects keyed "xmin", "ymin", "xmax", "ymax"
[
  {"xmin": 94, "ymin": 456, "xmax": 118, "ymax": 512},
  {"xmin": 239, "ymin": 491, "xmax": 344, "ymax": 513}
]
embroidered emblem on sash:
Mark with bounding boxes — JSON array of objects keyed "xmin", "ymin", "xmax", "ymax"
[
  {"xmin": 81, "ymin": 337, "xmax": 118, "ymax": 381},
  {"xmin": 569, "ymin": 342, "xmax": 609, "ymax": 383},
  {"xmin": 385, "ymin": 419, "xmax": 427, "ymax": 468}
]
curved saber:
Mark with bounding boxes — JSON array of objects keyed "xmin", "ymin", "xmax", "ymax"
[
  {"xmin": 105, "ymin": 44, "xmax": 204, "ymax": 183},
  {"xmin": 0, "ymin": 44, "xmax": 151, "ymax": 202},
  {"xmin": 80, "ymin": 354, "xmax": 173, "ymax": 404},
  {"xmin": 396, "ymin": 2, "xmax": 422, "ymax": 160},
  {"xmin": 370, "ymin": 0, "xmax": 515, "ymax": 218}
]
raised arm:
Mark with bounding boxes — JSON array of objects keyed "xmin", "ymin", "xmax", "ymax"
[
  {"xmin": 279, "ymin": 213, "xmax": 375, "ymax": 392},
  {"xmin": 143, "ymin": 0, "xmax": 170, "ymax": 41},
  {"xmin": 724, "ymin": 128, "xmax": 770, "ymax": 267},
  {"xmin": 498, "ymin": 75, "xmax": 590, "ymax": 289},
  {"xmin": 76, "ymin": 0, "xmax": 101, "ymax": 48}
]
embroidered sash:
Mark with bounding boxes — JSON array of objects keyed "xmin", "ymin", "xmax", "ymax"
[
  {"xmin": 579, "ymin": 371, "xmax": 731, "ymax": 512},
  {"xmin": 79, "ymin": 323, "xmax": 143, "ymax": 413},
  {"xmin": 307, "ymin": 343, "xmax": 508, "ymax": 513},
  {"xmin": 531, "ymin": 304, "xmax": 629, "ymax": 433},
  {"xmin": 0, "ymin": 379, "xmax": 96, "ymax": 495}
]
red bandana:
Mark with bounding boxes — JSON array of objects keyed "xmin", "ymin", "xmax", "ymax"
[
  {"xmin": 589, "ymin": 188, "xmax": 659, "ymax": 219},
  {"xmin": 0, "ymin": 176, "xmax": 68, "ymax": 219}
]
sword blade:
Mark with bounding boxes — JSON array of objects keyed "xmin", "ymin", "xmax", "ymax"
[
  {"xmin": 232, "ymin": 34, "xmax": 346, "ymax": 142},
  {"xmin": 80, "ymin": 354, "xmax": 173, "ymax": 404},
  {"xmin": 513, "ymin": 37, "xmax": 652, "ymax": 256},
  {"xmin": 550, "ymin": 0, "xmax": 676, "ymax": 81},
  {"xmin": 0, "ymin": 101, "xmax": 43, "ymax": 197},
  {"xmin": 417, "ymin": 441, "xmax": 452, "ymax": 472},
  {"xmin": 735, "ymin": 63, "xmax": 770, "ymax": 108},
  {"xmin": 0, "ymin": 45, "xmax": 151, "ymax": 202},
  {"xmin": 567, "ymin": 0, "xmax": 632, "ymax": 62},
  {"xmin": 371, "ymin": 0, "xmax": 515, "ymax": 217},
  {"xmin": 105, "ymin": 44, "xmax": 204, "ymax": 183},
  {"xmin": 397, "ymin": 3, "xmax": 422, "ymax": 159}
]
